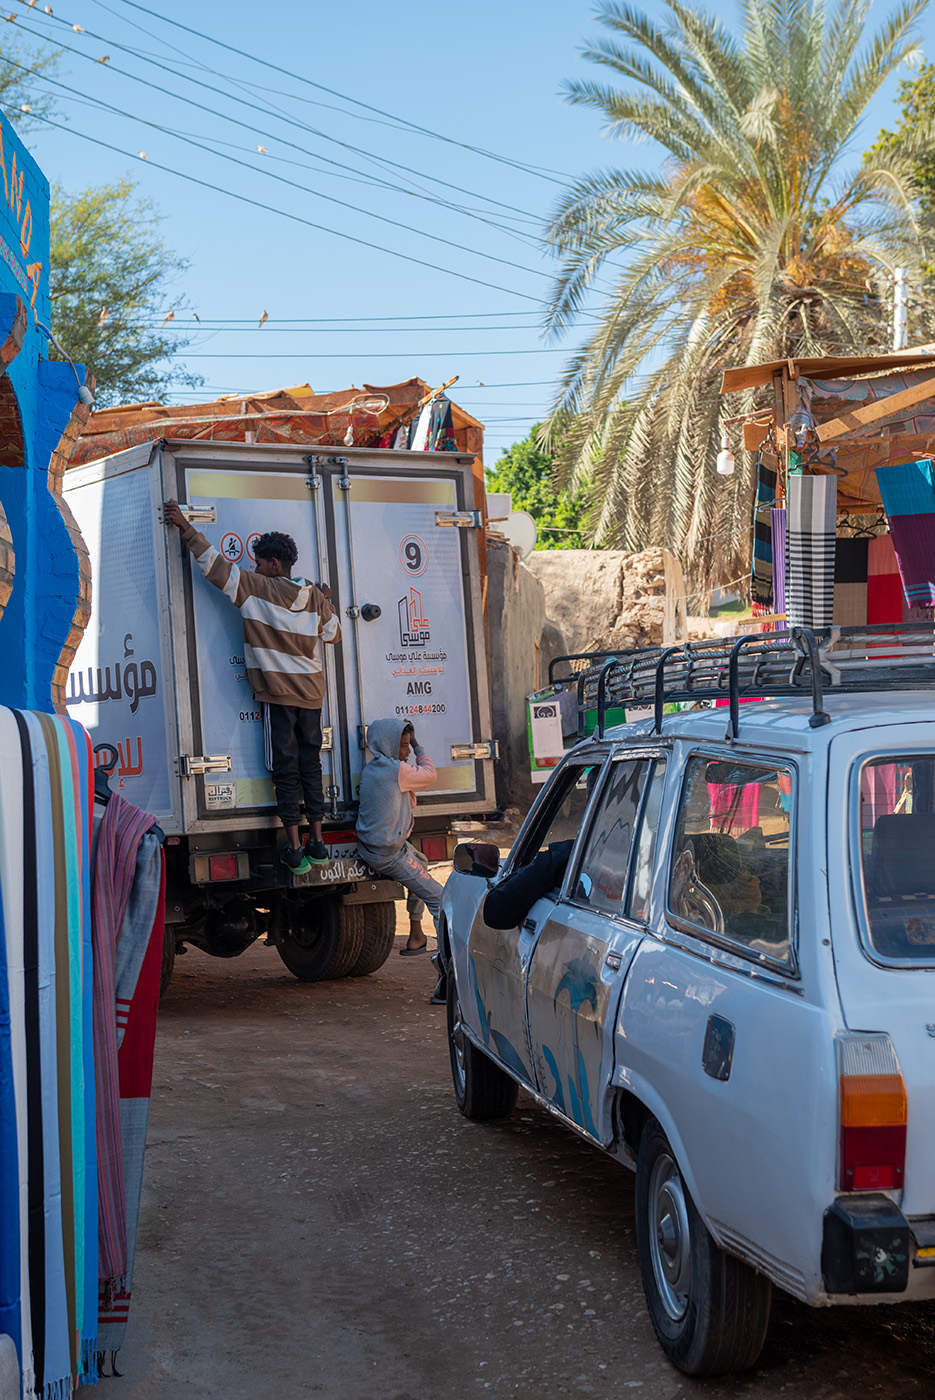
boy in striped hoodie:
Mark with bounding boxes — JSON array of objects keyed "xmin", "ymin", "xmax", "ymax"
[{"xmin": 164, "ymin": 501, "xmax": 340, "ymax": 874}]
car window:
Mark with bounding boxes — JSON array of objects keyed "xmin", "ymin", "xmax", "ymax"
[
  {"xmin": 512, "ymin": 762, "xmax": 600, "ymax": 872},
  {"xmin": 627, "ymin": 758, "xmax": 668, "ymax": 922},
  {"xmin": 572, "ymin": 759, "xmax": 648, "ymax": 915},
  {"xmin": 668, "ymin": 755, "xmax": 793, "ymax": 966},
  {"xmin": 858, "ymin": 754, "xmax": 935, "ymax": 962}
]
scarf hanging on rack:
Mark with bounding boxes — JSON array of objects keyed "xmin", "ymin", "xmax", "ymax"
[
  {"xmin": 874, "ymin": 459, "xmax": 935, "ymax": 608},
  {"xmin": 833, "ymin": 537, "xmax": 870, "ymax": 627},
  {"xmin": 750, "ymin": 451, "xmax": 777, "ymax": 613},
  {"xmin": 770, "ymin": 508, "xmax": 787, "ymax": 617},
  {"xmin": 785, "ymin": 474, "xmax": 836, "ymax": 628},
  {"xmin": 867, "ymin": 534, "xmax": 906, "ymax": 624}
]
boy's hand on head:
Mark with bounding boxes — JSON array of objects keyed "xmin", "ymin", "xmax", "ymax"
[
  {"xmin": 163, "ymin": 500, "xmax": 187, "ymax": 530},
  {"xmin": 316, "ymin": 582, "xmax": 332, "ymax": 599}
]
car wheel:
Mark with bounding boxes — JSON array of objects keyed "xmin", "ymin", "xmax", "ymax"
[
  {"xmin": 347, "ymin": 901, "xmax": 397, "ymax": 977},
  {"xmin": 634, "ymin": 1118, "xmax": 771, "ymax": 1376},
  {"xmin": 447, "ymin": 971, "xmax": 518, "ymax": 1121},
  {"xmin": 274, "ymin": 895, "xmax": 363, "ymax": 982}
]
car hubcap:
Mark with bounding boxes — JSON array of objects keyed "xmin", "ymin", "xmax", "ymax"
[{"xmin": 648, "ymin": 1152, "xmax": 691, "ymax": 1321}]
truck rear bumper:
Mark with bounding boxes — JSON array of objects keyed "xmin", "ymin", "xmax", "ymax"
[{"xmin": 820, "ymin": 1195, "xmax": 935, "ymax": 1294}]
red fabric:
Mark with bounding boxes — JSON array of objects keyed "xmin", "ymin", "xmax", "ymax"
[
  {"xmin": 867, "ymin": 534, "xmax": 905, "ymax": 623},
  {"xmin": 118, "ymin": 856, "xmax": 164, "ymax": 1100}
]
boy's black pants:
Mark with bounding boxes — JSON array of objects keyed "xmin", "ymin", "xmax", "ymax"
[{"xmin": 262, "ymin": 702, "xmax": 325, "ymax": 827}]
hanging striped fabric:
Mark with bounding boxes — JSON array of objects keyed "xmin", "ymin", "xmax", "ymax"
[
  {"xmin": 771, "ymin": 508, "xmax": 787, "ymax": 618},
  {"xmin": 751, "ymin": 452, "xmax": 777, "ymax": 612},
  {"xmin": 785, "ymin": 475, "xmax": 836, "ymax": 628}
]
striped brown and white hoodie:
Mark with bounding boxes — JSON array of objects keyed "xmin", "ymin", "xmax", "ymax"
[{"xmin": 181, "ymin": 524, "xmax": 341, "ymax": 709}]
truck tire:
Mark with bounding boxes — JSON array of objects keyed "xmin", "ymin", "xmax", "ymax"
[
  {"xmin": 159, "ymin": 923, "xmax": 176, "ymax": 997},
  {"xmin": 347, "ymin": 901, "xmax": 397, "ymax": 977},
  {"xmin": 447, "ymin": 971, "xmax": 518, "ymax": 1121},
  {"xmin": 274, "ymin": 895, "xmax": 364, "ymax": 983},
  {"xmin": 634, "ymin": 1117, "xmax": 771, "ymax": 1375}
]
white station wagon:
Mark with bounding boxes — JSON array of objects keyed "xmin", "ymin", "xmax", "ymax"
[{"xmin": 439, "ymin": 627, "xmax": 935, "ymax": 1375}]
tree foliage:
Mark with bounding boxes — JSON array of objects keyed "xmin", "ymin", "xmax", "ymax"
[
  {"xmin": 872, "ymin": 60, "xmax": 935, "ymax": 223},
  {"xmin": 543, "ymin": 0, "xmax": 935, "ymax": 590},
  {"xmin": 50, "ymin": 179, "xmax": 203, "ymax": 407},
  {"xmin": 0, "ymin": 32, "xmax": 61, "ymax": 131},
  {"xmin": 486, "ymin": 427, "xmax": 593, "ymax": 549}
]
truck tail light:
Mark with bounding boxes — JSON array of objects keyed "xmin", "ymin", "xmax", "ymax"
[
  {"xmin": 208, "ymin": 854, "xmax": 242, "ymax": 882},
  {"xmin": 837, "ymin": 1035, "xmax": 906, "ymax": 1192}
]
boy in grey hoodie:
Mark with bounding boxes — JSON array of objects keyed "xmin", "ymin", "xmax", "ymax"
[{"xmin": 356, "ymin": 718, "xmax": 442, "ymax": 954}]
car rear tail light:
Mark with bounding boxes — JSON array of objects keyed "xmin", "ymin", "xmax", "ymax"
[
  {"xmin": 837, "ymin": 1035, "xmax": 906, "ymax": 1192},
  {"xmin": 208, "ymin": 854, "xmax": 242, "ymax": 882},
  {"xmin": 420, "ymin": 835, "xmax": 448, "ymax": 861}
]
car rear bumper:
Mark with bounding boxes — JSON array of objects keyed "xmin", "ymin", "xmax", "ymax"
[{"xmin": 822, "ymin": 1194, "xmax": 935, "ymax": 1295}]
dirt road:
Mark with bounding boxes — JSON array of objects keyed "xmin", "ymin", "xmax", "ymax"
[{"xmin": 98, "ymin": 934, "xmax": 935, "ymax": 1400}]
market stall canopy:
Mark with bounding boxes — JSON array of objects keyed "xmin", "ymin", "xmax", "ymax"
[
  {"xmin": 67, "ymin": 377, "xmax": 484, "ymax": 467},
  {"xmin": 720, "ymin": 350, "xmax": 935, "ymax": 510}
]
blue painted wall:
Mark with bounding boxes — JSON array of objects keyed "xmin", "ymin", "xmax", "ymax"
[{"xmin": 0, "ymin": 113, "xmax": 88, "ymax": 711}]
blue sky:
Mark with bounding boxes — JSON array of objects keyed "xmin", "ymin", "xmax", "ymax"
[{"xmin": 12, "ymin": 0, "xmax": 935, "ymax": 461}]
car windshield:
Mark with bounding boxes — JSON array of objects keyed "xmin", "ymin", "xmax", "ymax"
[{"xmin": 858, "ymin": 755, "xmax": 935, "ymax": 962}]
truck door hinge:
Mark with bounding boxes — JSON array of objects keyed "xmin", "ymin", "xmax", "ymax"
[
  {"xmin": 435, "ymin": 509, "xmax": 483, "ymax": 529},
  {"xmin": 450, "ymin": 740, "xmax": 500, "ymax": 761},
  {"xmin": 170, "ymin": 504, "xmax": 216, "ymax": 524},
  {"xmin": 178, "ymin": 754, "xmax": 232, "ymax": 777}
]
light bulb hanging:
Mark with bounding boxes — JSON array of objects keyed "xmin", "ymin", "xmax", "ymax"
[{"xmin": 716, "ymin": 432, "xmax": 735, "ymax": 476}]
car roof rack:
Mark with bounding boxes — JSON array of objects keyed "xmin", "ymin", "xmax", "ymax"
[{"xmin": 549, "ymin": 624, "xmax": 935, "ymax": 742}]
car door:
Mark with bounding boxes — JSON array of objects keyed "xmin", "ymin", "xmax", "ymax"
[
  {"xmin": 526, "ymin": 754, "xmax": 667, "ymax": 1144},
  {"xmin": 617, "ymin": 748, "xmax": 839, "ymax": 1298},
  {"xmin": 465, "ymin": 757, "xmax": 601, "ymax": 1085}
]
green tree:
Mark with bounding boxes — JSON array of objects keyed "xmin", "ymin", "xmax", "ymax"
[
  {"xmin": 50, "ymin": 178, "xmax": 203, "ymax": 407},
  {"xmin": 0, "ymin": 31, "xmax": 61, "ymax": 131},
  {"xmin": 872, "ymin": 60, "xmax": 935, "ymax": 237},
  {"xmin": 487, "ymin": 426, "xmax": 593, "ymax": 549},
  {"xmin": 543, "ymin": 0, "xmax": 934, "ymax": 591}
]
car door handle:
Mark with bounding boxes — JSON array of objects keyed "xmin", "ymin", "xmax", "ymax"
[
  {"xmin": 605, "ymin": 951, "xmax": 622, "ymax": 971},
  {"xmin": 523, "ymin": 918, "xmax": 537, "ymax": 934}
]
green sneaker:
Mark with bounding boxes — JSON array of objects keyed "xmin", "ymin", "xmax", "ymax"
[
  {"xmin": 303, "ymin": 837, "xmax": 331, "ymax": 866},
  {"xmin": 280, "ymin": 845, "xmax": 312, "ymax": 875}
]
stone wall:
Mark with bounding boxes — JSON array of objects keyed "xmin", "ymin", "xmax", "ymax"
[
  {"xmin": 526, "ymin": 547, "xmax": 687, "ymax": 656},
  {"xmin": 486, "ymin": 537, "xmax": 566, "ymax": 812}
]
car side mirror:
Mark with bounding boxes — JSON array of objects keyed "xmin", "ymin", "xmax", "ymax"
[{"xmin": 453, "ymin": 841, "xmax": 500, "ymax": 876}]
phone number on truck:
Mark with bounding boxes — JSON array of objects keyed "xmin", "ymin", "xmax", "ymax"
[{"xmin": 395, "ymin": 704, "xmax": 447, "ymax": 716}]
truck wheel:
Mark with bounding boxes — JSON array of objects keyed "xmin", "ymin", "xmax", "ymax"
[
  {"xmin": 274, "ymin": 896, "xmax": 364, "ymax": 982},
  {"xmin": 347, "ymin": 901, "xmax": 397, "ymax": 977},
  {"xmin": 159, "ymin": 923, "xmax": 176, "ymax": 997},
  {"xmin": 634, "ymin": 1118, "xmax": 771, "ymax": 1375},
  {"xmin": 447, "ymin": 971, "xmax": 518, "ymax": 1121}
]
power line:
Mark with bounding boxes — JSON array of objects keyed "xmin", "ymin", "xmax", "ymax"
[
  {"xmin": 109, "ymin": 0, "xmax": 572, "ymax": 185},
  {"xmin": 15, "ymin": 60, "xmax": 550, "ymax": 284},
  {"xmin": 157, "ymin": 349, "xmax": 569, "ymax": 359},
  {"xmin": 30, "ymin": 111, "xmax": 545, "ymax": 304},
  {"xmin": 16, "ymin": 8, "xmax": 548, "ymax": 236}
]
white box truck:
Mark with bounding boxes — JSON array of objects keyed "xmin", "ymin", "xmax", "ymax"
[{"xmin": 63, "ymin": 438, "xmax": 496, "ymax": 987}]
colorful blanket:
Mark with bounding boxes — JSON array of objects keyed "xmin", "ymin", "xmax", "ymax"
[
  {"xmin": 874, "ymin": 459, "xmax": 935, "ymax": 608},
  {"xmin": 833, "ymin": 538, "xmax": 870, "ymax": 627},
  {"xmin": 0, "ymin": 710, "xmax": 97, "ymax": 1400},
  {"xmin": 751, "ymin": 452, "xmax": 777, "ymax": 612}
]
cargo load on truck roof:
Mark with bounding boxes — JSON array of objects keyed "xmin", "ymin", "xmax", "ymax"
[{"xmin": 67, "ymin": 377, "xmax": 485, "ymax": 467}]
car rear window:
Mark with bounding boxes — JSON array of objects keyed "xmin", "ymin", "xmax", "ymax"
[
  {"xmin": 668, "ymin": 755, "xmax": 793, "ymax": 966},
  {"xmin": 858, "ymin": 755, "xmax": 935, "ymax": 962}
]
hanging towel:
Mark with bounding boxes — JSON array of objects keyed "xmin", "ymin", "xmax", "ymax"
[
  {"xmin": 91, "ymin": 794, "xmax": 158, "ymax": 1303},
  {"xmin": 833, "ymin": 537, "xmax": 869, "ymax": 627},
  {"xmin": 867, "ymin": 534, "xmax": 906, "ymax": 624},
  {"xmin": 751, "ymin": 452, "xmax": 777, "ymax": 612},
  {"xmin": 771, "ymin": 508, "xmax": 787, "ymax": 617},
  {"xmin": 97, "ymin": 842, "xmax": 164, "ymax": 1366},
  {"xmin": 785, "ymin": 474, "xmax": 836, "ymax": 627},
  {"xmin": 874, "ymin": 459, "xmax": 935, "ymax": 608}
]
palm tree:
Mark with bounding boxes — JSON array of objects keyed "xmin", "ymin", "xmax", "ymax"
[{"xmin": 544, "ymin": 0, "xmax": 934, "ymax": 592}]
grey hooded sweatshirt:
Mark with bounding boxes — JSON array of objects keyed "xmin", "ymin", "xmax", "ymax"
[{"xmin": 355, "ymin": 717, "xmax": 437, "ymax": 865}]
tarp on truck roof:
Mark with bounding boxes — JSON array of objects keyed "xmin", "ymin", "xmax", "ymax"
[{"xmin": 68, "ymin": 378, "xmax": 485, "ymax": 466}]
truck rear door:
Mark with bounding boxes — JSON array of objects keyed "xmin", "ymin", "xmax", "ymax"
[
  {"xmin": 324, "ymin": 450, "xmax": 495, "ymax": 814},
  {"xmin": 63, "ymin": 444, "xmax": 183, "ymax": 830}
]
